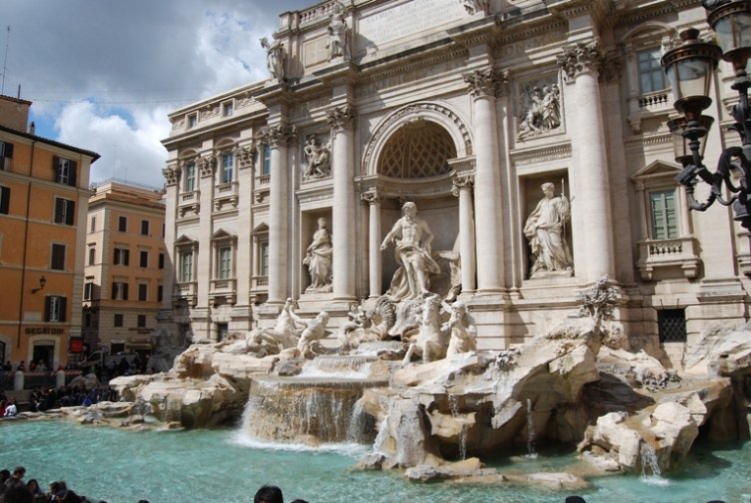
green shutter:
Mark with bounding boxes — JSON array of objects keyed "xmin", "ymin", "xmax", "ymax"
[{"xmin": 650, "ymin": 190, "xmax": 678, "ymax": 239}]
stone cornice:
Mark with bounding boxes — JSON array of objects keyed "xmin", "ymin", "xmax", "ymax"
[
  {"xmin": 615, "ymin": 0, "xmax": 696, "ymax": 28},
  {"xmin": 510, "ymin": 141, "xmax": 572, "ymax": 166}
]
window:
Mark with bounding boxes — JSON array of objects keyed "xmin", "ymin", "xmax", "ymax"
[
  {"xmin": 118, "ymin": 216, "xmax": 127, "ymax": 232},
  {"xmin": 259, "ymin": 241, "xmax": 269, "ymax": 276},
  {"xmin": 53, "ymin": 198, "xmax": 75, "ymax": 225},
  {"xmin": 44, "ymin": 296, "xmax": 67, "ymax": 322},
  {"xmin": 0, "ymin": 186, "xmax": 9, "ymax": 214},
  {"xmin": 50, "ymin": 243, "xmax": 66, "ymax": 270},
  {"xmin": 88, "ymin": 246, "xmax": 96, "ymax": 266},
  {"xmin": 158, "ymin": 252, "xmax": 165, "ymax": 269},
  {"xmin": 217, "ymin": 246, "xmax": 232, "ymax": 279},
  {"xmin": 183, "ymin": 161, "xmax": 196, "ymax": 192},
  {"xmin": 112, "ymin": 281, "xmax": 129, "ymax": 300},
  {"xmin": 650, "ymin": 190, "xmax": 678, "ymax": 240},
  {"xmin": 138, "ymin": 283, "xmax": 148, "ymax": 301},
  {"xmin": 139, "ymin": 250, "xmax": 149, "ymax": 268},
  {"xmin": 220, "ymin": 152, "xmax": 234, "ymax": 184},
  {"xmin": 638, "ymin": 48, "xmax": 666, "ymax": 94},
  {"xmin": 179, "ymin": 251, "xmax": 194, "ymax": 282},
  {"xmin": 53, "ymin": 156, "xmax": 77, "ymax": 186},
  {"xmin": 216, "ymin": 322, "xmax": 228, "ymax": 342},
  {"xmin": 141, "ymin": 219, "xmax": 150, "ymax": 236},
  {"xmin": 137, "ymin": 315, "xmax": 147, "ymax": 328},
  {"xmin": 113, "ymin": 248, "xmax": 130, "ymax": 266},
  {"xmin": 658, "ymin": 309, "xmax": 687, "ymax": 343},
  {"xmin": 114, "ymin": 314, "xmax": 124, "ymax": 327},
  {"xmin": 0, "ymin": 141, "xmax": 13, "ymax": 170},
  {"xmin": 188, "ymin": 114, "xmax": 197, "ymax": 128},
  {"xmin": 261, "ymin": 144, "xmax": 271, "ymax": 176},
  {"xmin": 90, "ymin": 216, "xmax": 96, "ymax": 233},
  {"xmin": 157, "ymin": 284, "xmax": 164, "ymax": 302},
  {"xmin": 84, "ymin": 281, "xmax": 95, "ymax": 301},
  {"xmin": 222, "ymin": 102, "xmax": 233, "ymax": 117}
]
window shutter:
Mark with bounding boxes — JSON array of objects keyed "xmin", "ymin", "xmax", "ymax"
[
  {"xmin": 112, "ymin": 282, "xmax": 117, "ymax": 300},
  {"xmin": 69, "ymin": 161, "xmax": 77, "ymax": 186},
  {"xmin": 53, "ymin": 156, "xmax": 60, "ymax": 181},
  {"xmin": 1, "ymin": 142, "xmax": 13, "ymax": 159},
  {"xmin": 59, "ymin": 297, "xmax": 67, "ymax": 322},
  {"xmin": 44, "ymin": 296, "xmax": 52, "ymax": 321},
  {"xmin": 123, "ymin": 283, "xmax": 129, "ymax": 300},
  {"xmin": 65, "ymin": 200, "xmax": 75, "ymax": 225},
  {"xmin": 0, "ymin": 186, "xmax": 9, "ymax": 214},
  {"xmin": 650, "ymin": 193, "xmax": 667, "ymax": 240}
]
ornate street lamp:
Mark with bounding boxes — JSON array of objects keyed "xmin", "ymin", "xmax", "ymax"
[{"xmin": 662, "ymin": 0, "xmax": 751, "ymax": 231}]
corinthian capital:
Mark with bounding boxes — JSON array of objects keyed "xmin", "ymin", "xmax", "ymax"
[
  {"xmin": 464, "ymin": 68, "xmax": 508, "ymax": 99},
  {"xmin": 238, "ymin": 142, "xmax": 258, "ymax": 170},
  {"xmin": 163, "ymin": 164, "xmax": 179, "ymax": 186},
  {"xmin": 327, "ymin": 105, "xmax": 354, "ymax": 132},
  {"xmin": 557, "ymin": 39, "xmax": 601, "ymax": 83},
  {"xmin": 266, "ymin": 123, "xmax": 297, "ymax": 147},
  {"xmin": 451, "ymin": 174, "xmax": 474, "ymax": 197},
  {"xmin": 360, "ymin": 188, "xmax": 380, "ymax": 204},
  {"xmin": 199, "ymin": 155, "xmax": 216, "ymax": 177}
]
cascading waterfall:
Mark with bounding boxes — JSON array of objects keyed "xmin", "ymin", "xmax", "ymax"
[
  {"xmin": 241, "ymin": 373, "xmax": 386, "ymax": 445},
  {"xmin": 448, "ymin": 394, "xmax": 467, "ymax": 460},
  {"xmin": 525, "ymin": 398, "xmax": 537, "ymax": 459},
  {"xmin": 639, "ymin": 442, "xmax": 668, "ymax": 485}
]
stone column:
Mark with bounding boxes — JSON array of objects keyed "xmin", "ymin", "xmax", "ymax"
[
  {"xmin": 327, "ymin": 105, "xmax": 356, "ymax": 301},
  {"xmin": 452, "ymin": 174, "xmax": 476, "ymax": 293},
  {"xmin": 267, "ymin": 124, "xmax": 295, "ymax": 304},
  {"xmin": 557, "ymin": 41, "xmax": 614, "ymax": 281},
  {"xmin": 361, "ymin": 189, "xmax": 381, "ymax": 298},
  {"xmin": 161, "ymin": 162, "xmax": 180, "ymax": 311},
  {"xmin": 465, "ymin": 69, "xmax": 504, "ymax": 292}
]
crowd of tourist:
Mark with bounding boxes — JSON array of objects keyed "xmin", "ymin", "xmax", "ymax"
[
  {"xmin": 0, "ymin": 465, "xmax": 154, "ymax": 503},
  {"xmin": 0, "ymin": 386, "xmax": 118, "ymax": 417}
]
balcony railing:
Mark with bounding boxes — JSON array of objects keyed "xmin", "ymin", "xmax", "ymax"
[
  {"xmin": 628, "ymin": 90, "xmax": 672, "ymax": 133},
  {"xmin": 637, "ymin": 236, "xmax": 700, "ymax": 281}
]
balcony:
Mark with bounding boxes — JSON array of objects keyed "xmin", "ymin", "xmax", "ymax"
[
  {"xmin": 251, "ymin": 275, "xmax": 268, "ymax": 292},
  {"xmin": 173, "ymin": 281, "xmax": 197, "ymax": 306},
  {"xmin": 210, "ymin": 277, "xmax": 237, "ymax": 305},
  {"xmin": 637, "ymin": 236, "xmax": 701, "ymax": 281},
  {"xmin": 627, "ymin": 90, "xmax": 672, "ymax": 133},
  {"xmin": 178, "ymin": 190, "xmax": 200, "ymax": 218},
  {"xmin": 214, "ymin": 182, "xmax": 239, "ymax": 212}
]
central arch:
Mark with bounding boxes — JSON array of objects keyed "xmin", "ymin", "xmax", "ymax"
[{"xmin": 362, "ymin": 102, "xmax": 473, "ymax": 177}]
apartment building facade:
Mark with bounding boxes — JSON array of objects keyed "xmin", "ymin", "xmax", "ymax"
[
  {"xmin": 0, "ymin": 95, "xmax": 98, "ymax": 367},
  {"xmin": 82, "ymin": 181, "xmax": 166, "ymax": 355}
]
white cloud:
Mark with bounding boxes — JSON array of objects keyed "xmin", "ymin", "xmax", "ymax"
[{"xmin": 56, "ymin": 102, "xmax": 170, "ymax": 189}]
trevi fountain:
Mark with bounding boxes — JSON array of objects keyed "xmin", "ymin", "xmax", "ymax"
[{"xmin": 4, "ymin": 201, "xmax": 750, "ymax": 502}]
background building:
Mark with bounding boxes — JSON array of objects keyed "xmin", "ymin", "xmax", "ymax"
[
  {"xmin": 160, "ymin": 0, "xmax": 750, "ymax": 367},
  {"xmin": 82, "ymin": 180, "xmax": 166, "ymax": 356},
  {"xmin": 0, "ymin": 94, "xmax": 98, "ymax": 368}
]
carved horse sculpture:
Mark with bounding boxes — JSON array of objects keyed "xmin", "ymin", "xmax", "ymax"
[{"xmin": 402, "ymin": 294, "xmax": 448, "ymax": 364}]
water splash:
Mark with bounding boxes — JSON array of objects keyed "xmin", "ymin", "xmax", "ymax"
[
  {"xmin": 525, "ymin": 398, "xmax": 537, "ymax": 459},
  {"xmin": 640, "ymin": 442, "xmax": 669, "ymax": 486}
]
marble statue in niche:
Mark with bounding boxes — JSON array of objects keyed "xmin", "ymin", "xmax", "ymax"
[
  {"xmin": 260, "ymin": 37, "xmax": 286, "ymax": 82},
  {"xmin": 517, "ymin": 83, "xmax": 561, "ymax": 140},
  {"xmin": 380, "ymin": 201, "xmax": 441, "ymax": 300},
  {"xmin": 523, "ymin": 182, "xmax": 573, "ymax": 278},
  {"xmin": 327, "ymin": 1, "xmax": 350, "ymax": 61},
  {"xmin": 303, "ymin": 217, "xmax": 333, "ymax": 293},
  {"xmin": 302, "ymin": 135, "xmax": 331, "ymax": 179}
]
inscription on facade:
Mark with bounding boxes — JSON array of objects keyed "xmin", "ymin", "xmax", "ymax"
[{"xmin": 358, "ymin": 0, "xmax": 464, "ymax": 49}]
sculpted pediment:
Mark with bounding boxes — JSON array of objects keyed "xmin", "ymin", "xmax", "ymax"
[{"xmin": 632, "ymin": 160, "xmax": 681, "ymax": 181}]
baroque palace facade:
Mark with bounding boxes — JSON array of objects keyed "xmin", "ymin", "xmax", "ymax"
[{"xmin": 161, "ymin": 0, "xmax": 750, "ymax": 364}]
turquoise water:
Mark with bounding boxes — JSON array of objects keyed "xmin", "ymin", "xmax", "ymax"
[{"xmin": 1, "ymin": 420, "xmax": 749, "ymax": 503}]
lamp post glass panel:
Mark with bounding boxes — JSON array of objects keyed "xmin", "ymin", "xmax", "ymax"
[{"xmin": 662, "ymin": 0, "xmax": 751, "ymax": 235}]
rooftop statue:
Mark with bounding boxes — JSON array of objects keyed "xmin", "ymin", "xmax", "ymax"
[
  {"xmin": 380, "ymin": 202, "xmax": 441, "ymax": 300},
  {"xmin": 260, "ymin": 36, "xmax": 286, "ymax": 82},
  {"xmin": 327, "ymin": 1, "xmax": 350, "ymax": 61}
]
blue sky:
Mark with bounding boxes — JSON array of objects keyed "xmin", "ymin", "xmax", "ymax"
[{"xmin": 0, "ymin": 0, "xmax": 314, "ymax": 188}]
